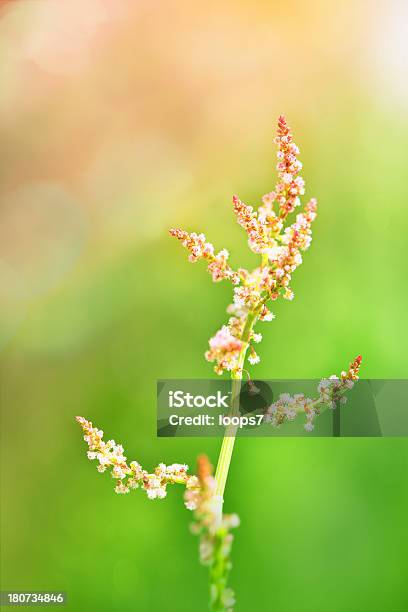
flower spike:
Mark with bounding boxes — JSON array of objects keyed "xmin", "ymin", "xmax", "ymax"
[
  {"xmin": 171, "ymin": 116, "xmax": 320, "ymax": 374},
  {"xmin": 76, "ymin": 416, "xmax": 198, "ymax": 503},
  {"xmin": 265, "ymin": 355, "xmax": 363, "ymax": 431},
  {"xmin": 169, "ymin": 229, "xmax": 240, "ymax": 284}
]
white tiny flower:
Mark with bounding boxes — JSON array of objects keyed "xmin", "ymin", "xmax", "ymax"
[
  {"xmin": 303, "ymin": 398, "xmax": 314, "ymax": 410},
  {"xmin": 114, "ymin": 454, "xmax": 127, "ymax": 464},
  {"xmin": 98, "ymin": 454, "xmax": 111, "ymax": 466},
  {"xmin": 185, "ymin": 500, "xmax": 197, "ymax": 511},
  {"xmin": 279, "ymin": 393, "xmax": 292, "ymax": 402},
  {"xmin": 112, "ymin": 465, "xmax": 126, "ymax": 479},
  {"xmin": 318, "ymin": 379, "xmax": 330, "ymax": 390},
  {"xmin": 267, "ymin": 404, "xmax": 277, "ymax": 415},
  {"xmin": 186, "ymin": 476, "xmax": 199, "ymax": 489},
  {"xmin": 248, "ymin": 354, "xmax": 260, "ymax": 365},
  {"xmin": 304, "ymin": 421, "xmax": 314, "ymax": 432},
  {"xmin": 127, "ymin": 478, "xmax": 139, "ymax": 489},
  {"xmin": 222, "ymin": 588, "xmax": 236, "ymax": 608},
  {"xmin": 228, "ymin": 514, "xmax": 240, "ymax": 528},
  {"xmin": 168, "ymin": 463, "xmax": 188, "ymax": 473},
  {"xmin": 149, "ymin": 476, "xmax": 161, "ymax": 488},
  {"xmin": 115, "ymin": 482, "xmax": 129, "ymax": 494}
]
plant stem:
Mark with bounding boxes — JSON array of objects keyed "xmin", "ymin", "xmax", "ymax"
[
  {"xmin": 214, "ymin": 309, "xmax": 257, "ymax": 514},
  {"xmin": 208, "ymin": 309, "xmax": 258, "ymax": 610},
  {"xmin": 208, "ymin": 528, "xmax": 233, "ymax": 612}
]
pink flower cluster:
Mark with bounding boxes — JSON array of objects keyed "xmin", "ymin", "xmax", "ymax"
[
  {"xmin": 260, "ymin": 114, "xmax": 305, "ymax": 220},
  {"xmin": 171, "ymin": 115, "xmax": 318, "ymax": 375},
  {"xmin": 264, "ymin": 356, "xmax": 363, "ymax": 431},
  {"xmin": 232, "ymin": 195, "xmax": 270, "ymax": 254},
  {"xmin": 169, "ymin": 229, "xmax": 239, "ymax": 284},
  {"xmin": 205, "ymin": 325, "xmax": 244, "ymax": 375},
  {"xmin": 261, "ymin": 198, "xmax": 318, "ymax": 301}
]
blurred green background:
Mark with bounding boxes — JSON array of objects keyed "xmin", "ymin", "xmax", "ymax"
[{"xmin": 1, "ymin": 1, "xmax": 407, "ymax": 610}]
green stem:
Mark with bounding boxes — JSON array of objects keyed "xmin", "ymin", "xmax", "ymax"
[
  {"xmin": 209, "ymin": 528, "xmax": 233, "ymax": 611},
  {"xmin": 214, "ymin": 309, "xmax": 257, "ymax": 513},
  {"xmin": 208, "ymin": 309, "xmax": 258, "ymax": 611}
]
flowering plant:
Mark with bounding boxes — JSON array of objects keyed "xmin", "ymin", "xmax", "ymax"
[{"xmin": 76, "ymin": 116, "xmax": 362, "ymax": 611}]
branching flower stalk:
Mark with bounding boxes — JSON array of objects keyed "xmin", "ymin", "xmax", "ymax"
[
  {"xmin": 76, "ymin": 116, "xmax": 362, "ymax": 611},
  {"xmin": 171, "ymin": 114, "xmax": 318, "ymax": 520}
]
